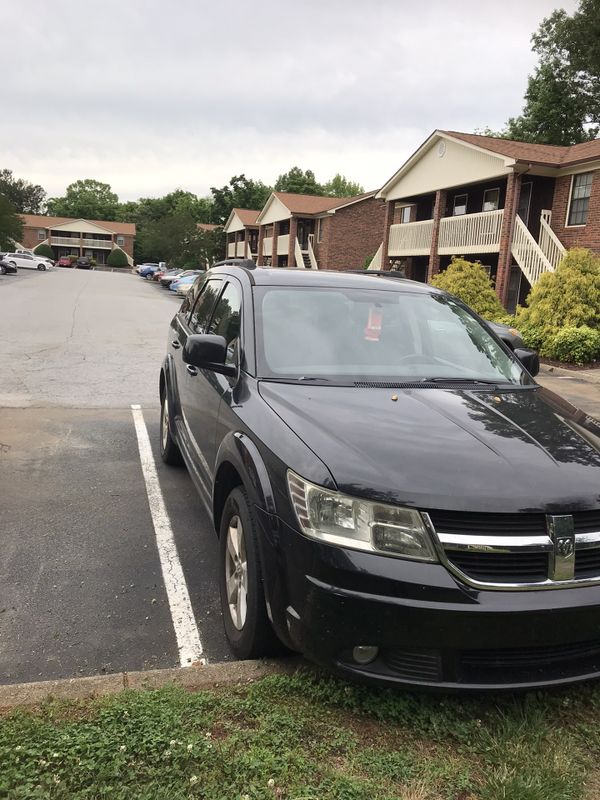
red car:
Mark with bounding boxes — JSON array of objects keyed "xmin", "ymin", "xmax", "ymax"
[{"xmin": 56, "ymin": 256, "xmax": 73, "ymax": 267}]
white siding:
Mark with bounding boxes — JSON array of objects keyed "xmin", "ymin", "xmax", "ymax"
[
  {"xmin": 259, "ymin": 195, "xmax": 292, "ymax": 225},
  {"xmin": 386, "ymin": 138, "xmax": 511, "ymax": 201}
]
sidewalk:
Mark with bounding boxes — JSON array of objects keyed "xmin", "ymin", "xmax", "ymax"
[{"xmin": 537, "ymin": 363, "xmax": 600, "ymax": 419}]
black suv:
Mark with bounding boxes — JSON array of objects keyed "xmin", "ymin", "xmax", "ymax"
[
  {"xmin": 160, "ymin": 266, "xmax": 600, "ymax": 690},
  {"xmin": 76, "ymin": 256, "xmax": 91, "ymax": 269}
]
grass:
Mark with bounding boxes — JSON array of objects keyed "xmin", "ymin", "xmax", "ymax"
[{"xmin": 2, "ymin": 669, "xmax": 600, "ymax": 799}]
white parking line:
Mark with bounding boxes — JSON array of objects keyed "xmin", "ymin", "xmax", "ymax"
[{"xmin": 130, "ymin": 404, "xmax": 205, "ymax": 667}]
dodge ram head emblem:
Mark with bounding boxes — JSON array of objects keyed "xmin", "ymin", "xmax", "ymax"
[{"xmin": 548, "ymin": 515, "xmax": 575, "ymax": 581}]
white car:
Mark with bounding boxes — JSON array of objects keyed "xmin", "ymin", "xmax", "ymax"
[
  {"xmin": 3, "ymin": 252, "xmax": 53, "ymax": 271},
  {"xmin": 176, "ymin": 281, "xmax": 195, "ymax": 296}
]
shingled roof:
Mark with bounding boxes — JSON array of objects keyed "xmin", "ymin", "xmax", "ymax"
[
  {"xmin": 21, "ymin": 213, "xmax": 136, "ymax": 235},
  {"xmin": 441, "ymin": 131, "xmax": 600, "ymax": 168}
]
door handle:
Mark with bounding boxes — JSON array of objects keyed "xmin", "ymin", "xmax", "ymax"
[
  {"xmin": 171, "ymin": 339, "xmax": 181, "ymax": 349},
  {"xmin": 186, "ymin": 364, "xmax": 198, "ymax": 376}
]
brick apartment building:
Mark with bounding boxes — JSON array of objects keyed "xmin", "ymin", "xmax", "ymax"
[
  {"xmin": 254, "ymin": 191, "xmax": 386, "ymax": 270},
  {"xmin": 20, "ymin": 214, "xmax": 136, "ymax": 265},
  {"xmin": 373, "ymin": 130, "xmax": 600, "ymax": 310}
]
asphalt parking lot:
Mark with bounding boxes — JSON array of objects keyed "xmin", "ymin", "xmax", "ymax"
[
  {"xmin": 0, "ymin": 267, "xmax": 598, "ymax": 687},
  {"xmin": 0, "ymin": 268, "xmax": 232, "ymax": 685}
]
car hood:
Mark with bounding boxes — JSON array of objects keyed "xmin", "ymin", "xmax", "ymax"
[{"xmin": 258, "ymin": 382, "xmax": 600, "ymax": 513}]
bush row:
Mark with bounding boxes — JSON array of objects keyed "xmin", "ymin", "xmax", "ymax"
[{"xmin": 429, "ymin": 251, "xmax": 600, "ymax": 365}]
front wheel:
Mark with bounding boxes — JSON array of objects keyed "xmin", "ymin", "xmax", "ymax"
[
  {"xmin": 37, "ymin": 264, "xmax": 46, "ymax": 271},
  {"xmin": 159, "ymin": 391, "xmax": 183, "ymax": 465},
  {"xmin": 0, "ymin": 264, "xmax": 5, "ymax": 275},
  {"xmin": 219, "ymin": 487, "xmax": 279, "ymax": 659}
]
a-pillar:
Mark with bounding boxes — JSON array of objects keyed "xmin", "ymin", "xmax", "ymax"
[
  {"xmin": 495, "ymin": 172, "xmax": 521, "ymax": 307},
  {"xmin": 287, "ymin": 217, "xmax": 298, "ymax": 267},
  {"xmin": 427, "ymin": 189, "xmax": 447, "ymax": 280}
]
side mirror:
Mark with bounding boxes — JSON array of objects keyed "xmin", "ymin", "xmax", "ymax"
[
  {"xmin": 513, "ymin": 347, "xmax": 540, "ymax": 377},
  {"xmin": 183, "ymin": 334, "xmax": 236, "ymax": 377}
]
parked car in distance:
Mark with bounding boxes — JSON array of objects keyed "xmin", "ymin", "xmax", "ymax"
[
  {"xmin": 0, "ymin": 255, "xmax": 18, "ymax": 274},
  {"xmin": 56, "ymin": 256, "xmax": 73, "ymax": 267},
  {"xmin": 137, "ymin": 263, "xmax": 160, "ymax": 278},
  {"xmin": 2, "ymin": 252, "xmax": 52, "ymax": 270},
  {"xmin": 170, "ymin": 272, "xmax": 205, "ymax": 295},
  {"xmin": 75, "ymin": 256, "xmax": 91, "ymax": 269},
  {"xmin": 159, "ymin": 269, "xmax": 184, "ymax": 287},
  {"xmin": 160, "ymin": 266, "xmax": 600, "ymax": 691},
  {"xmin": 162, "ymin": 269, "xmax": 198, "ymax": 287},
  {"xmin": 486, "ymin": 321, "xmax": 525, "ymax": 350}
]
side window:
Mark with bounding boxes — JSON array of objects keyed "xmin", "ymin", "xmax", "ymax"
[
  {"xmin": 208, "ymin": 282, "xmax": 242, "ymax": 366},
  {"xmin": 188, "ymin": 279, "xmax": 222, "ymax": 332}
]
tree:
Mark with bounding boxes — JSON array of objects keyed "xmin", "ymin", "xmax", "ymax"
[
  {"xmin": 430, "ymin": 257, "xmax": 508, "ymax": 321},
  {"xmin": 0, "ymin": 169, "xmax": 46, "ymax": 214},
  {"xmin": 497, "ymin": 0, "xmax": 600, "ymax": 145},
  {"xmin": 210, "ymin": 175, "xmax": 272, "ymax": 225},
  {"xmin": 274, "ymin": 166, "xmax": 322, "ymax": 196},
  {"xmin": 137, "ymin": 211, "xmax": 222, "ymax": 267},
  {"xmin": 33, "ymin": 243, "xmax": 54, "ymax": 259},
  {"xmin": 107, "ymin": 248, "xmax": 130, "ymax": 267},
  {"xmin": 503, "ymin": 60, "xmax": 597, "ymax": 145},
  {"xmin": 323, "ymin": 173, "xmax": 364, "ymax": 198},
  {"xmin": 47, "ymin": 179, "xmax": 120, "ymax": 220},
  {"xmin": 0, "ymin": 196, "xmax": 24, "ymax": 250}
]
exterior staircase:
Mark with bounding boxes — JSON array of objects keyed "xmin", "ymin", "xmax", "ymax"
[{"xmin": 511, "ymin": 211, "xmax": 565, "ymax": 286}]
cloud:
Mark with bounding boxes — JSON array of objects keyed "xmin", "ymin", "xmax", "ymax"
[{"xmin": 1, "ymin": 0, "xmax": 578, "ymax": 199}]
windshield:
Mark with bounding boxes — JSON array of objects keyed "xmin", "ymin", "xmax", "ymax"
[{"xmin": 255, "ymin": 286, "xmax": 527, "ymax": 385}]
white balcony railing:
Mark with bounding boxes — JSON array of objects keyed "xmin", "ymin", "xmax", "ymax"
[
  {"xmin": 538, "ymin": 210, "xmax": 566, "ymax": 269},
  {"xmin": 512, "ymin": 215, "xmax": 553, "ymax": 286},
  {"xmin": 388, "ymin": 220, "xmax": 433, "ymax": 256},
  {"xmin": 227, "ymin": 242, "xmax": 236, "ymax": 257},
  {"xmin": 236, "ymin": 241, "xmax": 247, "ymax": 257},
  {"xmin": 438, "ymin": 209, "xmax": 504, "ymax": 255},
  {"xmin": 262, "ymin": 236, "xmax": 273, "ymax": 256},
  {"xmin": 277, "ymin": 234, "xmax": 289, "ymax": 255},
  {"xmin": 50, "ymin": 236, "xmax": 113, "ymax": 249}
]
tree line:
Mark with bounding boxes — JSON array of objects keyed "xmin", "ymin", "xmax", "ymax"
[{"xmin": 0, "ymin": 168, "xmax": 363, "ymax": 266}]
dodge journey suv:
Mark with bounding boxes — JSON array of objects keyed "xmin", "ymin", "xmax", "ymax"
[{"xmin": 160, "ymin": 265, "xmax": 600, "ymax": 690}]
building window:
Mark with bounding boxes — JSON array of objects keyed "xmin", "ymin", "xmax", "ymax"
[
  {"xmin": 399, "ymin": 205, "xmax": 412, "ymax": 224},
  {"xmin": 317, "ymin": 218, "xmax": 325, "ymax": 242},
  {"xmin": 116, "ymin": 235, "xmax": 125, "ymax": 246},
  {"xmin": 453, "ymin": 194, "xmax": 468, "ymax": 216},
  {"xmin": 38, "ymin": 229, "xmax": 45, "ymax": 240},
  {"xmin": 567, "ymin": 172, "xmax": 593, "ymax": 226},
  {"xmin": 482, "ymin": 188, "xmax": 500, "ymax": 212}
]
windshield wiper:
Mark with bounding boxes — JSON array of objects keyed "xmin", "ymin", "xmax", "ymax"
[
  {"xmin": 420, "ymin": 377, "xmax": 501, "ymax": 385},
  {"xmin": 297, "ymin": 376, "xmax": 330, "ymax": 382}
]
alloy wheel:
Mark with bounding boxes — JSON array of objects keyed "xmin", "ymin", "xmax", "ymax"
[
  {"xmin": 161, "ymin": 397, "xmax": 169, "ymax": 451},
  {"xmin": 225, "ymin": 515, "xmax": 248, "ymax": 630}
]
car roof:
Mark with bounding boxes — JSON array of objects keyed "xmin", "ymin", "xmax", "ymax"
[{"xmin": 208, "ymin": 266, "xmax": 442, "ymax": 294}]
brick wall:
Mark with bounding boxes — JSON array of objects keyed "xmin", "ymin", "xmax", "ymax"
[
  {"xmin": 318, "ymin": 197, "xmax": 387, "ymax": 271},
  {"xmin": 551, "ymin": 170, "xmax": 600, "ymax": 254},
  {"xmin": 22, "ymin": 227, "xmax": 46, "ymax": 249}
]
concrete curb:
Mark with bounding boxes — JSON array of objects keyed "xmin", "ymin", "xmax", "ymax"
[
  {"xmin": 539, "ymin": 363, "xmax": 600, "ymax": 385},
  {"xmin": 0, "ymin": 658, "xmax": 304, "ymax": 710}
]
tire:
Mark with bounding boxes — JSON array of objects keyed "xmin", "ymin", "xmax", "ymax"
[
  {"xmin": 159, "ymin": 391, "xmax": 183, "ymax": 465},
  {"xmin": 9, "ymin": 261, "xmax": 16, "ymax": 268},
  {"xmin": 0, "ymin": 264, "xmax": 5, "ymax": 275},
  {"xmin": 219, "ymin": 486, "xmax": 279, "ymax": 659},
  {"xmin": 37, "ymin": 264, "xmax": 46, "ymax": 271}
]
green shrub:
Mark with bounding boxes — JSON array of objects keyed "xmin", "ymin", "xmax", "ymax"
[
  {"xmin": 517, "ymin": 248, "xmax": 600, "ymax": 338},
  {"xmin": 33, "ymin": 243, "xmax": 54, "ymax": 259},
  {"xmin": 430, "ymin": 257, "xmax": 506, "ymax": 320},
  {"xmin": 68, "ymin": 254, "xmax": 78, "ymax": 264},
  {"xmin": 546, "ymin": 325, "xmax": 600, "ymax": 365},
  {"xmin": 90, "ymin": 258, "xmax": 97, "ymax": 266},
  {"xmin": 107, "ymin": 248, "xmax": 129, "ymax": 267}
]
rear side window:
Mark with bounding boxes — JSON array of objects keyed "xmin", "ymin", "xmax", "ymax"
[
  {"xmin": 208, "ymin": 282, "xmax": 242, "ymax": 366},
  {"xmin": 188, "ymin": 279, "xmax": 222, "ymax": 332}
]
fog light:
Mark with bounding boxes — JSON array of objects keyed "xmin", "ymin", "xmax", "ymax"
[{"xmin": 352, "ymin": 645, "xmax": 379, "ymax": 665}]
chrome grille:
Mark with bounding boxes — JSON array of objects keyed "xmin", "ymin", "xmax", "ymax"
[{"xmin": 424, "ymin": 509, "xmax": 600, "ymax": 590}]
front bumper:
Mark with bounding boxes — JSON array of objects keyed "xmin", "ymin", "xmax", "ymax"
[{"xmin": 276, "ymin": 521, "xmax": 600, "ymax": 690}]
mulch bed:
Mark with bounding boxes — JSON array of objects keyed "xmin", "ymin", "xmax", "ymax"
[{"xmin": 540, "ymin": 358, "xmax": 600, "ymax": 372}]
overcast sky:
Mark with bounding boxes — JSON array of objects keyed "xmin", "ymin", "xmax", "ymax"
[{"xmin": 2, "ymin": 0, "xmax": 577, "ymax": 202}]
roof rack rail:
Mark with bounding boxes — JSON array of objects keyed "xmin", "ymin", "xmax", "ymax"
[{"xmin": 210, "ymin": 258, "xmax": 257, "ymax": 270}]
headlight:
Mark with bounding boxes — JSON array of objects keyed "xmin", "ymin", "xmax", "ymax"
[{"xmin": 287, "ymin": 471, "xmax": 438, "ymax": 562}]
